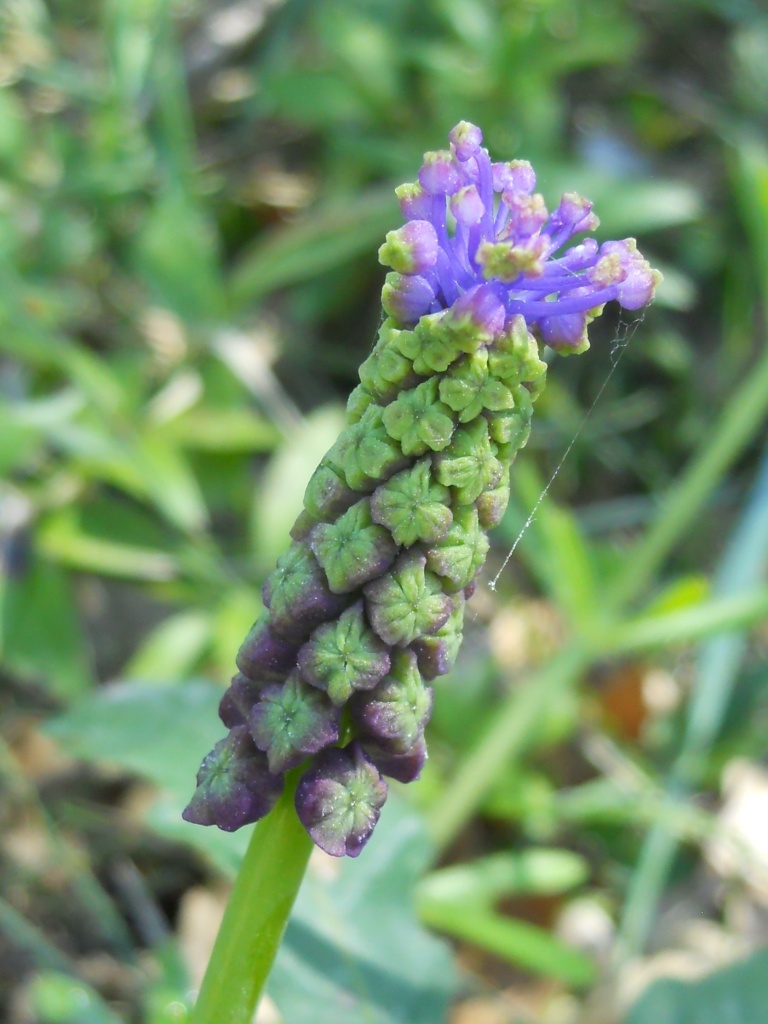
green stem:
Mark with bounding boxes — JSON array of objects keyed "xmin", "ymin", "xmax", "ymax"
[{"xmin": 189, "ymin": 776, "xmax": 313, "ymax": 1024}]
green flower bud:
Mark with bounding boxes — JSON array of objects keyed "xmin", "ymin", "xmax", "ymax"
[
  {"xmin": 249, "ymin": 672, "xmax": 339, "ymax": 773},
  {"xmin": 309, "ymin": 498, "xmax": 398, "ymax": 594},
  {"xmin": 303, "ymin": 460, "xmax": 357, "ymax": 521},
  {"xmin": 439, "ymin": 349, "xmax": 515, "ymax": 423},
  {"xmin": 487, "ymin": 313, "xmax": 547, "ymax": 397},
  {"xmin": 394, "ymin": 310, "xmax": 479, "ymax": 375},
  {"xmin": 351, "ymin": 650, "xmax": 432, "ymax": 753},
  {"xmin": 298, "ymin": 601, "xmax": 391, "ymax": 706},
  {"xmin": 182, "ymin": 726, "xmax": 284, "ymax": 832},
  {"xmin": 346, "ymin": 384, "xmax": 378, "ymax": 424},
  {"xmin": 425, "ymin": 506, "xmax": 489, "ymax": 592},
  {"xmin": 295, "ymin": 744, "xmax": 388, "ymax": 858},
  {"xmin": 381, "ymin": 377, "xmax": 455, "ymax": 457},
  {"xmin": 476, "ymin": 475, "xmax": 511, "ymax": 528},
  {"xmin": 364, "ymin": 551, "xmax": 452, "ymax": 647},
  {"xmin": 412, "ymin": 594, "xmax": 466, "ymax": 679},
  {"xmin": 358, "ymin": 322, "xmax": 418, "ymax": 400},
  {"xmin": 338, "ymin": 406, "xmax": 408, "ymax": 490},
  {"xmin": 263, "ymin": 542, "xmax": 348, "ymax": 641},
  {"xmin": 434, "ymin": 417, "xmax": 504, "ymax": 505},
  {"xmin": 486, "ymin": 407, "xmax": 531, "ymax": 448},
  {"xmin": 370, "ymin": 458, "xmax": 453, "ymax": 548}
]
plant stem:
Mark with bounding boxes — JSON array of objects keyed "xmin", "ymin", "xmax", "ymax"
[{"xmin": 189, "ymin": 775, "xmax": 312, "ymax": 1024}]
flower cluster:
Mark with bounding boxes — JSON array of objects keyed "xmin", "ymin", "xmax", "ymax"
[{"xmin": 184, "ymin": 123, "xmax": 660, "ymax": 857}]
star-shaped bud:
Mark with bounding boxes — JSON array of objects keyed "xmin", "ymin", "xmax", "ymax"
[
  {"xmin": 486, "ymin": 407, "xmax": 531, "ymax": 449},
  {"xmin": 434, "ymin": 417, "xmax": 504, "ymax": 505},
  {"xmin": 394, "ymin": 309, "xmax": 484, "ymax": 375},
  {"xmin": 382, "ymin": 377, "xmax": 455, "ymax": 457},
  {"xmin": 303, "ymin": 460, "xmax": 357, "ymax": 521},
  {"xmin": 295, "ymin": 744, "xmax": 388, "ymax": 858},
  {"xmin": 219, "ymin": 672, "xmax": 266, "ymax": 728},
  {"xmin": 351, "ymin": 650, "xmax": 433, "ymax": 753},
  {"xmin": 425, "ymin": 506, "xmax": 489, "ymax": 592},
  {"xmin": 370, "ymin": 459, "xmax": 453, "ymax": 548},
  {"xmin": 412, "ymin": 593, "xmax": 466, "ymax": 680},
  {"xmin": 487, "ymin": 314, "xmax": 548, "ymax": 397},
  {"xmin": 476, "ymin": 475, "xmax": 511, "ymax": 529},
  {"xmin": 337, "ymin": 405, "xmax": 409, "ymax": 491},
  {"xmin": 362, "ymin": 734, "xmax": 428, "ymax": 784},
  {"xmin": 439, "ymin": 349, "xmax": 515, "ymax": 423},
  {"xmin": 378, "ymin": 220, "xmax": 439, "ymax": 275},
  {"xmin": 345, "ymin": 384, "xmax": 377, "ymax": 424},
  {"xmin": 364, "ymin": 551, "xmax": 452, "ymax": 647},
  {"xmin": 182, "ymin": 726, "xmax": 284, "ymax": 832},
  {"xmin": 298, "ymin": 602, "xmax": 391, "ymax": 706},
  {"xmin": 248, "ymin": 672, "xmax": 339, "ymax": 774},
  {"xmin": 263, "ymin": 542, "xmax": 349, "ymax": 641},
  {"xmin": 236, "ymin": 613, "xmax": 300, "ymax": 682},
  {"xmin": 309, "ymin": 498, "xmax": 398, "ymax": 594},
  {"xmin": 358, "ymin": 323, "xmax": 419, "ymax": 403}
]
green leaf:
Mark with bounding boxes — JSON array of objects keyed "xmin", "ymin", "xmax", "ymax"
[
  {"xmin": 133, "ymin": 189, "xmax": 224, "ymax": 320},
  {"xmin": 418, "ymin": 848, "xmax": 589, "ymax": 908},
  {"xmin": 45, "ymin": 679, "xmax": 224, "ymax": 804},
  {"xmin": 157, "ymin": 408, "xmax": 280, "ymax": 452},
  {"xmin": 38, "ymin": 510, "xmax": 178, "ymax": 582},
  {"xmin": 0, "ymin": 555, "xmax": 94, "ymax": 700},
  {"xmin": 625, "ymin": 949, "xmax": 768, "ymax": 1024},
  {"xmin": 419, "ymin": 901, "xmax": 595, "ymax": 987},
  {"xmin": 124, "ymin": 610, "xmax": 212, "ymax": 681}
]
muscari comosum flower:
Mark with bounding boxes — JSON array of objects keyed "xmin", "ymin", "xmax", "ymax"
[{"xmin": 184, "ymin": 122, "xmax": 661, "ymax": 858}]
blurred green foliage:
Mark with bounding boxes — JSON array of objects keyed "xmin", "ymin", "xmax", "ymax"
[{"xmin": 2, "ymin": 0, "xmax": 768, "ymax": 1022}]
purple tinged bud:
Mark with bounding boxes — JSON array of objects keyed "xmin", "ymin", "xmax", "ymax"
[
  {"xmin": 236, "ymin": 613, "xmax": 300, "ymax": 682},
  {"xmin": 475, "ymin": 475, "xmax": 512, "ymax": 529},
  {"xmin": 297, "ymin": 601, "xmax": 391, "ymax": 706},
  {"xmin": 351, "ymin": 649, "xmax": 433, "ymax": 753},
  {"xmin": 295, "ymin": 743, "xmax": 388, "ymax": 858},
  {"xmin": 395, "ymin": 181, "xmax": 433, "ymax": 220},
  {"xmin": 362, "ymin": 734, "xmax": 428, "ymax": 784},
  {"xmin": 183, "ymin": 726, "xmax": 284, "ymax": 832},
  {"xmin": 547, "ymin": 192, "xmax": 599, "ymax": 241},
  {"xmin": 537, "ymin": 310, "xmax": 590, "ymax": 351},
  {"xmin": 219, "ymin": 688, "xmax": 245, "ymax": 729},
  {"xmin": 449, "ymin": 284, "xmax": 506, "ymax": 340},
  {"xmin": 449, "ymin": 185, "xmax": 485, "ymax": 226},
  {"xmin": 249, "ymin": 672, "xmax": 339, "ymax": 774},
  {"xmin": 364, "ymin": 550, "xmax": 453, "ymax": 648},
  {"xmin": 449, "ymin": 121, "xmax": 483, "ymax": 161},
  {"xmin": 220, "ymin": 672, "xmax": 267, "ymax": 728},
  {"xmin": 378, "ymin": 220, "xmax": 439, "ymax": 275},
  {"xmin": 492, "ymin": 159, "xmax": 536, "ymax": 194},
  {"xmin": 309, "ymin": 498, "xmax": 398, "ymax": 595},
  {"xmin": 381, "ymin": 272, "xmax": 436, "ymax": 324},
  {"xmin": 418, "ymin": 150, "xmax": 462, "ymax": 196},
  {"xmin": 303, "ymin": 461, "xmax": 358, "ymax": 521},
  {"xmin": 501, "ymin": 191, "xmax": 549, "ymax": 237},
  {"xmin": 600, "ymin": 239, "xmax": 661, "ymax": 309},
  {"xmin": 263, "ymin": 542, "xmax": 349, "ymax": 642}
]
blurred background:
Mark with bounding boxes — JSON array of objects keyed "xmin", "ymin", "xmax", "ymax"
[{"xmin": 2, "ymin": 0, "xmax": 768, "ymax": 1022}]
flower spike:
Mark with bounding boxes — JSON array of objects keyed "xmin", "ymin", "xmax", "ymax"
[{"xmin": 184, "ymin": 122, "xmax": 661, "ymax": 855}]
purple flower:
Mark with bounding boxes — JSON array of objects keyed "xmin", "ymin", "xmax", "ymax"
[{"xmin": 381, "ymin": 120, "xmax": 661, "ymax": 347}]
